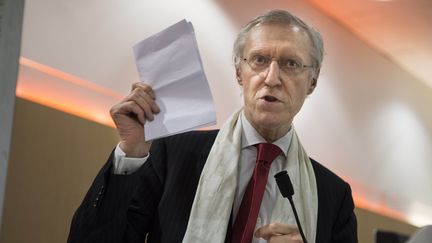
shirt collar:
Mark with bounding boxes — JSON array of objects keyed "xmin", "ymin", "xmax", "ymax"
[{"xmin": 240, "ymin": 111, "xmax": 293, "ymax": 157}]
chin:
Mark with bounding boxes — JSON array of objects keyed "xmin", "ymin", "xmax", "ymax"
[{"xmin": 255, "ymin": 113, "xmax": 287, "ymax": 129}]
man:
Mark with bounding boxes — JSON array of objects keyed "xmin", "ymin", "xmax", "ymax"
[{"xmin": 68, "ymin": 10, "xmax": 357, "ymax": 243}]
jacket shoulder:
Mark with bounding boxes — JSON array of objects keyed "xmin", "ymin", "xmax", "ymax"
[
  {"xmin": 166, "ymin": 129, "xmax": 219, "ymax": 140},
  {"xmin": 160, "ymin": 130, "xmax": 219, "ymax": 148},
  {"xmin": 310, "ymin": 158, "xmax": 357, "ymax": 243},
  {"xmin": 310, "ymin": 158, "xmax": 348, "ymax": 189}
]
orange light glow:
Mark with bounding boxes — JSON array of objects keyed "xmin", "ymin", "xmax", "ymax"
[
  {"xmin": 353, "ymin": 194, "xmax": 407, "ymax": 222},
  {"xmin": 17, "ymin": 57, "xmax": 121, "ymax": 128},
  {"xmin": 16, "ymin": 87, "xmax": 115, "ymax": 127},
  {"xmin": 19, "ymin": 57, "xmax": 122, "ymax": 100},
  {"xmin": 341, "ymin": 176, "xmax": 409, "ymax": 223}
]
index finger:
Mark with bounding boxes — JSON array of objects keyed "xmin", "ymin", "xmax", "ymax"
[
  {"xmin": 131, "ymin": 82, "xmax": 156, "ymax": 100},
  {"xmin": 255, "ymin": 222, "xmax": 299, "ymax": 239}
]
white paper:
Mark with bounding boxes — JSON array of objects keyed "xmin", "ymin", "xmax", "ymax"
[{"xmin": 133, "ymin": 19, "xmax": 216, "ymax": 141}]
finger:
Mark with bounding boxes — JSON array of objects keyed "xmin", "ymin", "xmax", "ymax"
[
  {"xmin": 129, "ymin": 102, "xmax": 146, "ymax": 124},
  {"xmin": 112, "ymin": 100, "xmax": 145, "ymax": 124},
  {"xmin": 137, "ymin": 90, "xmax": 160, "ymax": 114},
  {"xmin": 136, "ymin": 98, "xmax": 154, "ymax": 121},
  {"xmin": 267, "ymin": 234, "xmax": 303, "ymax": 243},
  {"xmin": 130, "ymin": 83, "xmax": 160, "ymax": 113},
  {"xmin": 255, "ymin": 223, "xmax": 299, "ymax": 238},
  {"xmin": 132, "ymin": 82, "xmax": 156, "ymax": 100},
  {"xmin": 124, "ymin": 89, "xmax": 158, "ymax": 121},
  {"xmin": 132, "ymin": 92, "xmax": 157, "ymax": 121}
]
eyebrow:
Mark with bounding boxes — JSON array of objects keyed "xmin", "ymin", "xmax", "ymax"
[{"xmin": 246, "ymin": 50, "xmax": 304, "ymax": 61}]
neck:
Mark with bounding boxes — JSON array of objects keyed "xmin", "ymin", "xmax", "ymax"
[
  {"xmin": 254, "ymin": 124, "xmax": 291, "ymax": 143},
  {"xmin": 242, "ymin": 109, "xmax": 293, "ymax": 142}
]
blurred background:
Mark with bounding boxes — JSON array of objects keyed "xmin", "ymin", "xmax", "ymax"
[{"xmin": 1, "ymin": 0, "xmax": 431, "ymax": 242}]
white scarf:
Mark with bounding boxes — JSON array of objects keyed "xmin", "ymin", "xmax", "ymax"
[{"xmin": 182, "ymin": 109, "xmax": 318, "ymax": 242}]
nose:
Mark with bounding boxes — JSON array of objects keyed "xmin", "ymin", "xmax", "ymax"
[{"xmin": 262, "ymin": 60, "xmax": 282, "ymax": 87}]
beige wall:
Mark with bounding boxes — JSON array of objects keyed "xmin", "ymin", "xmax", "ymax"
[
  {"xmin": 356, "ymin": 207, "xmax": 417, "ymax": 243},
  {"xmin": 0, "ymin": 98, "xmax": 417, "ymax": 243},
  {"xmin": 0, "ymin": 98, "xmax": 118, "ymax": 242}
]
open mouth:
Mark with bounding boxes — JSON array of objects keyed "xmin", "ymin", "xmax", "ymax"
[{"xmin": 263, "ymin": 95, "xmax": 278, "ymax": 102}]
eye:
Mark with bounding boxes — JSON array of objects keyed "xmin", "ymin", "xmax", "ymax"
[
  {"xmin": 250, "ymin": 55, "xmax": 269, "ymax": 67},
  {"xmin": 283, "ymin": 59, "xmax": 301, "ymax": 69}
]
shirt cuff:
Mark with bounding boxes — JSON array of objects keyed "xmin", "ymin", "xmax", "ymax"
[{"xmin": 112, "ymin": 143, "xmax": 149, "ymax": 175}]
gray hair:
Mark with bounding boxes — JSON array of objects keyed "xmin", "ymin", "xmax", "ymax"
[{"xmin": 233, "ymin": 9, "xmax": 324, "ymax": 77}]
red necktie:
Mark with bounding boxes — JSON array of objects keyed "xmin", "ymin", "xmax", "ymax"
[{"xmin": 231, "ymin": 143, "xmax": 282, "ymax": 243}]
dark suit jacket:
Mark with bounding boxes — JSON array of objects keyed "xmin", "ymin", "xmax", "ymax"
[{"xmin": 68, "ymin": 130, "xmax": 357, "ymax": 243}]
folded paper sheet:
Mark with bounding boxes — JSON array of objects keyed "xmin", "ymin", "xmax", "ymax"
[{"xmin": 133, "ymin": 19, "xmax": 216, "ymax": 141}]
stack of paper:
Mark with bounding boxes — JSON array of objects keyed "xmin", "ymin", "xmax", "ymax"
[{"xmin": 133, "ymin": 19, "xmax": 217, "ymax": 141}]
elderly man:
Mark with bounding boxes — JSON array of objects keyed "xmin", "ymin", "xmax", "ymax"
[{"xmin": 68, "ymin": 9, "xmax": 357, "ymax": 243}]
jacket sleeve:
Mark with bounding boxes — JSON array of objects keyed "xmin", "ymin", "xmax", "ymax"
[
  {"xmin": 311, "ymin": 159, "xmax": 358, "ymax": 243},
  {"xmin": 67, "ymin": 139, "xmax": 166, "ymax": 243},
  {"xmin": 331, "ymin": 183, "xmax": 358, "ymax": 243}
]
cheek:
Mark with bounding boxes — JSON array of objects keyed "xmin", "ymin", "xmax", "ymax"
[
  {"xmin": 243, "ymin": 79, "xmax": 262, "ymax": 98},
  {"xmin": 289, "ymin": 77, "xmax": 311, "ymax": 94},
  {"xmin": 283, "ymin": 82, "xmax": 310, "ymax": 107}
]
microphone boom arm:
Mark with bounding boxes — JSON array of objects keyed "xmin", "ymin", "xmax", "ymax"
[{"xmin": 274, "ymin": 170, "xmax": 308, "ymax": 243}]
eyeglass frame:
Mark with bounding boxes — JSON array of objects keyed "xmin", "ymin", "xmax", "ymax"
[{"xmin": 241, "ymin": 54, "xmax": 316, "ymax": 76}]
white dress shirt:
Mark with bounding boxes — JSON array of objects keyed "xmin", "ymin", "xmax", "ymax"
[
  {"xmin": 112, "ymin": 112, "xmax": 293, "ymax": 243},
  {"xmin": 235, "ymin": 113, "xmax": 293, "ymax": 243}
]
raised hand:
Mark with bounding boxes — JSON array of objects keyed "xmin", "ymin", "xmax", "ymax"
[{"xmin": 110, "ymin": 82, "xmax": 160, "ymax": 157}]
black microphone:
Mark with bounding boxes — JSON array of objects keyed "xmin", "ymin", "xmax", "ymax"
[{"xmin": 274, "ymin": 170, "xmax": 308, "ymax": 243}]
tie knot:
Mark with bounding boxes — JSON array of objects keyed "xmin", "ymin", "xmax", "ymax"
[{"xmin": 256, "ymin": 143, "xmax": 282, "ymax": 165}]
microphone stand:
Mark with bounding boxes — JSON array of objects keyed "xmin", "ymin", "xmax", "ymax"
[{"xmin": 274, "ymin": 170, "xmax": 308, "ymax": 243}]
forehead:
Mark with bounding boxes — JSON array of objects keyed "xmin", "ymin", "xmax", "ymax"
[{"xmin": 243, "ymin": 23, "xmax": 313, "ymax": 61}]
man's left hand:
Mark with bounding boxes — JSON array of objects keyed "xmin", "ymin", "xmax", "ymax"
[{"xmin": 254, "ymin": 222, "xmax": 303, "ymax": 243}]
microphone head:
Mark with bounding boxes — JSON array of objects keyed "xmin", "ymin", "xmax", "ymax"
[{"xmin": 274, "ymin": 170, "xmax": 294, "ymax": 198}]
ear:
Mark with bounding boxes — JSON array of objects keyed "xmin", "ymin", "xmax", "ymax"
[
  {"xmin": 307, "ymin": 77, "xmax": 318, "ymax": 95},
  {"xmin": 307, "ymin": 68, "xmax": 320, "ymax": 94},
  {"xmin": 236, "ymin": 67, "xmax": 243, "ymax": 86}
]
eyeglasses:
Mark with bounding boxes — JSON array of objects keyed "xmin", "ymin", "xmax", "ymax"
[{"xmin": 242, "ymin": 54, "xmax": 315, "ymax": 76}]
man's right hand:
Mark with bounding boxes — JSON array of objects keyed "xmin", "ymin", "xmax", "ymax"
[
  {"xmin": 255, "ymin": 223, "xmax": 303, "ymax": 243},
  {"xmin": 110, "ymin": 82, "xmax": 160, "ymax": 158}
]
